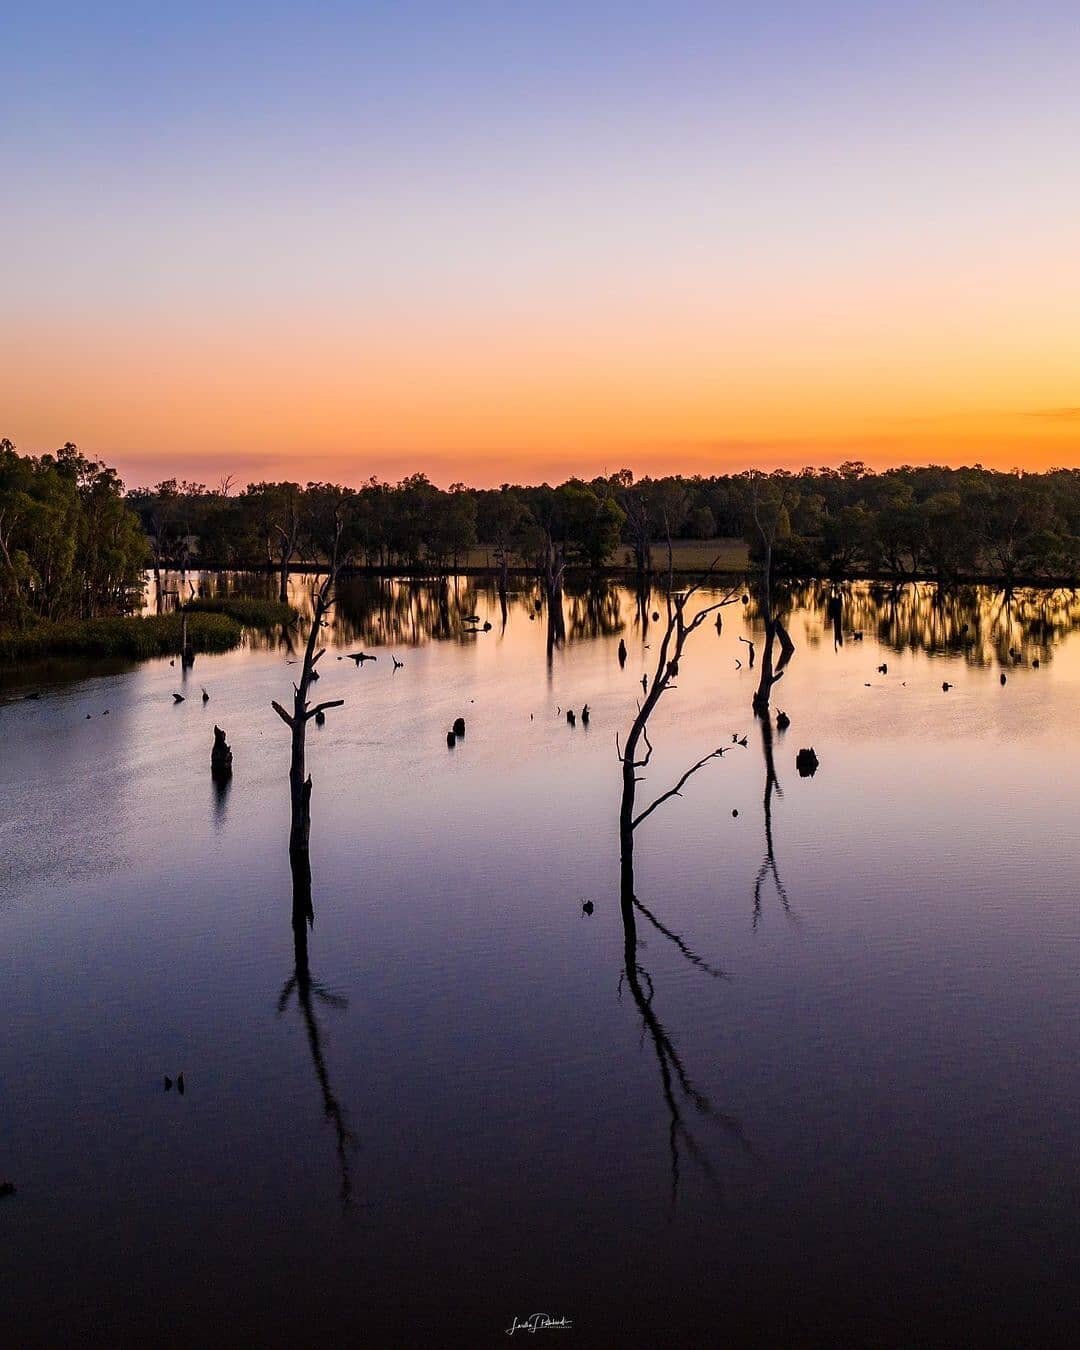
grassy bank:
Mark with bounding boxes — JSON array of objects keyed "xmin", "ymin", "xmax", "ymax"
[
  {"xmin": 183, "ymin": 537, "xmax": 754, "ymax": 577},
  {"xmin": 183, "ymin": 597, "xmax": 296, "ymax": 627},
  {"xmin": 0, "ymin": 612, "xmax": 244, "ymax": 662},
  {"xmin": 468, "ymin": 537, "xmax": 751, "ymax": 573}
]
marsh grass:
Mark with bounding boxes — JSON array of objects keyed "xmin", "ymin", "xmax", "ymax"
[
  {"xmin": 183, "ymin": 597, "xmax": 296, "ymax": 627},
  {"xmin": 0, "ymin": 612, "xmax": 243, "ymax": 662}
]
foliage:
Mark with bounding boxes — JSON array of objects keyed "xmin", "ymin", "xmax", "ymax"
[
  {"xmin": 0, "ymin": 612, "xmax": 241, "ymax": 662},
  {"xmin": 183, "ymin": 597, "xmax": 296, "ymax": 627},
  {"xmin": 10, "ymin": 436, "xmax": 1080, "ymax": 586},
  {"xmin": 0, "ymin": 440, "xmax": 148, "ymax": 624}
]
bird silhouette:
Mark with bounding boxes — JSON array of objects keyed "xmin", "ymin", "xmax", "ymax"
[
  {"xmin": 172, "ymin": 693, "xmax": 184, "ymax": 703},
  {"xmin": 347, "ymin": 652, "xmax": 377, "ymax": 665},
  {"xmin": 392, "ymin": 655, "xmax": 403, "ymax": 670},
  {"xmin": 201, "ymin": 688, "xmax": 209, "ymax": 703},
  {"xmin": 581, "ymin": 899, "xmax": 594, "ymax": 916},
  {"xmin": 942, "ymin": 682, "xmax": 952, "ymax": 691}
]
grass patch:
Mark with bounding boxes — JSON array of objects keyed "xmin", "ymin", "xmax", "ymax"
[
  {"xmin": 0, "ymin": 613, "xmax": 243, "ymax": 662},
  {"xmin": 618, "ymin": 537, "xmax": 751, "ymax": 572},
  {"xmin": 184, "ymin": 597, "xmax": 296, "ymax": 627},
  {"xmin": 461, "ymin": 537, "xmax": 750, "ymax": 573}
]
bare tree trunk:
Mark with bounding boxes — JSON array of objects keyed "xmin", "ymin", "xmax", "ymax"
[
  {"xmin": 751, "ymin": 540, "xmax": 794, "ymax": 715},
  {"xmin": 618, "ymin": 573, "xmax": 740, "ymax": 854},
  {"xmin": 497, "ymin": 552, "xmax": 509, "ymax": 628},
  {"xmin": 273, "ymin": 521, "xmax": 347, "ymax": 858},
  {"xmin": 542, "ymin": 538, "xmax": 567, "ymax": 663}
]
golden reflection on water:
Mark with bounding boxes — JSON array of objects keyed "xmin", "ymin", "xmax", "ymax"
[{"xmin": 147, "ymin": 569, "xmax": 1080, "ymax": 677}]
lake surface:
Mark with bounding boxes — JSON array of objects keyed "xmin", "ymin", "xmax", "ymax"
[{"xmin": 2, "ymin": 576, "xmax": 1079, "ymax": 1347}]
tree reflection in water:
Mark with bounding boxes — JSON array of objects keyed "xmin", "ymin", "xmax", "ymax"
[
  {"xmin": 278, "ymin": 853, "xmax": 358, "ymax": 1207},
  {"xmin": 753, "ymin": 715, "xmax": 793, "ymax": 930},
  {"xmin": 618, "ymin": 843, "xmax": 751, "ymax": 1205},
  {"xmin": 614, "ymin": 575, "xmax": 752, "ymax": 1202}
]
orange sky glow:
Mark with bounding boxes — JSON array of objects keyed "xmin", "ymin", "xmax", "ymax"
[{"xmin": 4, "ymin": 4, "xmax": 1078, "ymax": 489}]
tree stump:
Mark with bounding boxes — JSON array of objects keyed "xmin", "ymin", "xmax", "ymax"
[
  {"xmin": 211, "ymin": 725, "xmax": 233, "ymax": 779},
  {"xmin": 795, "ymin": 747, "xmax": 819, "ymax": 778}
]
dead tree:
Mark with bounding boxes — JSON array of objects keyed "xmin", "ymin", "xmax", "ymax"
[
  {"xmin": 623, "ymin": 491, "xmax": 653, "ymax": 580},
  {"xmin": 613, "ymin": 574, "xmax": 753, "ymax": 1197},
  {"xmin": 541, "ymin": 535, "xmax": 567, "ymax": 663},
  {"xmin": 272, "ymin": 521, "xmax": 346, "ymax": 855},
  {"xmin": 274, "ymin": 492, "xmax": 304, "ymax": 603},
  {"xmin": 617, "ymin": 569, "xmax": 741, "ymax": 893},
  {"xmin": 748, "ymin": 472, "xmax": 796, "ymax": 715}
]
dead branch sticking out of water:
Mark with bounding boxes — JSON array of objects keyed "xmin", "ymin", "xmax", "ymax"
[{"xmin": 271, "ymin": 513, "xmax": 347, "ymax": 855}]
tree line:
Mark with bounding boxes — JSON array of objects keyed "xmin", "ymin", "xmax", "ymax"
[
  {"xmin": 7, "ymin": 437, "xmax": 1080, "ymax": 626},
  {"xmin": 125, "ymin": 459, "xmax": 1080, "ymax": 589},
  {"xmin": 0, "ymin": 439, "xmax": 147, "ymax": 624}
]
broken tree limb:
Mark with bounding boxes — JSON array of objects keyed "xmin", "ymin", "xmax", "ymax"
[{"xmin": 305, "ymin": 699, "xmax": 345, "ymax": 722}]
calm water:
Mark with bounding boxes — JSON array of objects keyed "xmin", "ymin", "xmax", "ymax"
[{"xmin": 2, "ymin": 577, "xmax": 1079, "ymax": 1347}]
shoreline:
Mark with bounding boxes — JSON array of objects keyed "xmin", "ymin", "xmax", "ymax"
[{"xmin": 164, "ymin": 559, "xmax": 1080, "ymax": 591}]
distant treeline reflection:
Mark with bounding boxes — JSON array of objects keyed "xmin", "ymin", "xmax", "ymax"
[{"xmin": 156, "ymin": 571, "xmax": 1080, "ymax": 669}]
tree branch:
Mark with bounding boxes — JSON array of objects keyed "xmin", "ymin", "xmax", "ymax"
[
  {"xmin": 305, "ymin": 699, "xmax": 345, "ymax": 721},
  {"xmin": 632, "ymin": 747, "xmax": 725, "ymax": 829}
]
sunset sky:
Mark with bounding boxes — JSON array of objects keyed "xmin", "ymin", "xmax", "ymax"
[{"xmin": 3, "ymin": 2, "xmax": 1079, "ymax": 488}]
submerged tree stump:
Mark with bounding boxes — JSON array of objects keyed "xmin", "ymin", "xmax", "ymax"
[
  {"xmin": 211, "ymin": 725, "xmax": 233, "ymax": 779},
  {"xmin": 795, "ymin": 747, "xmax": 819, "ymax": 778}
]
